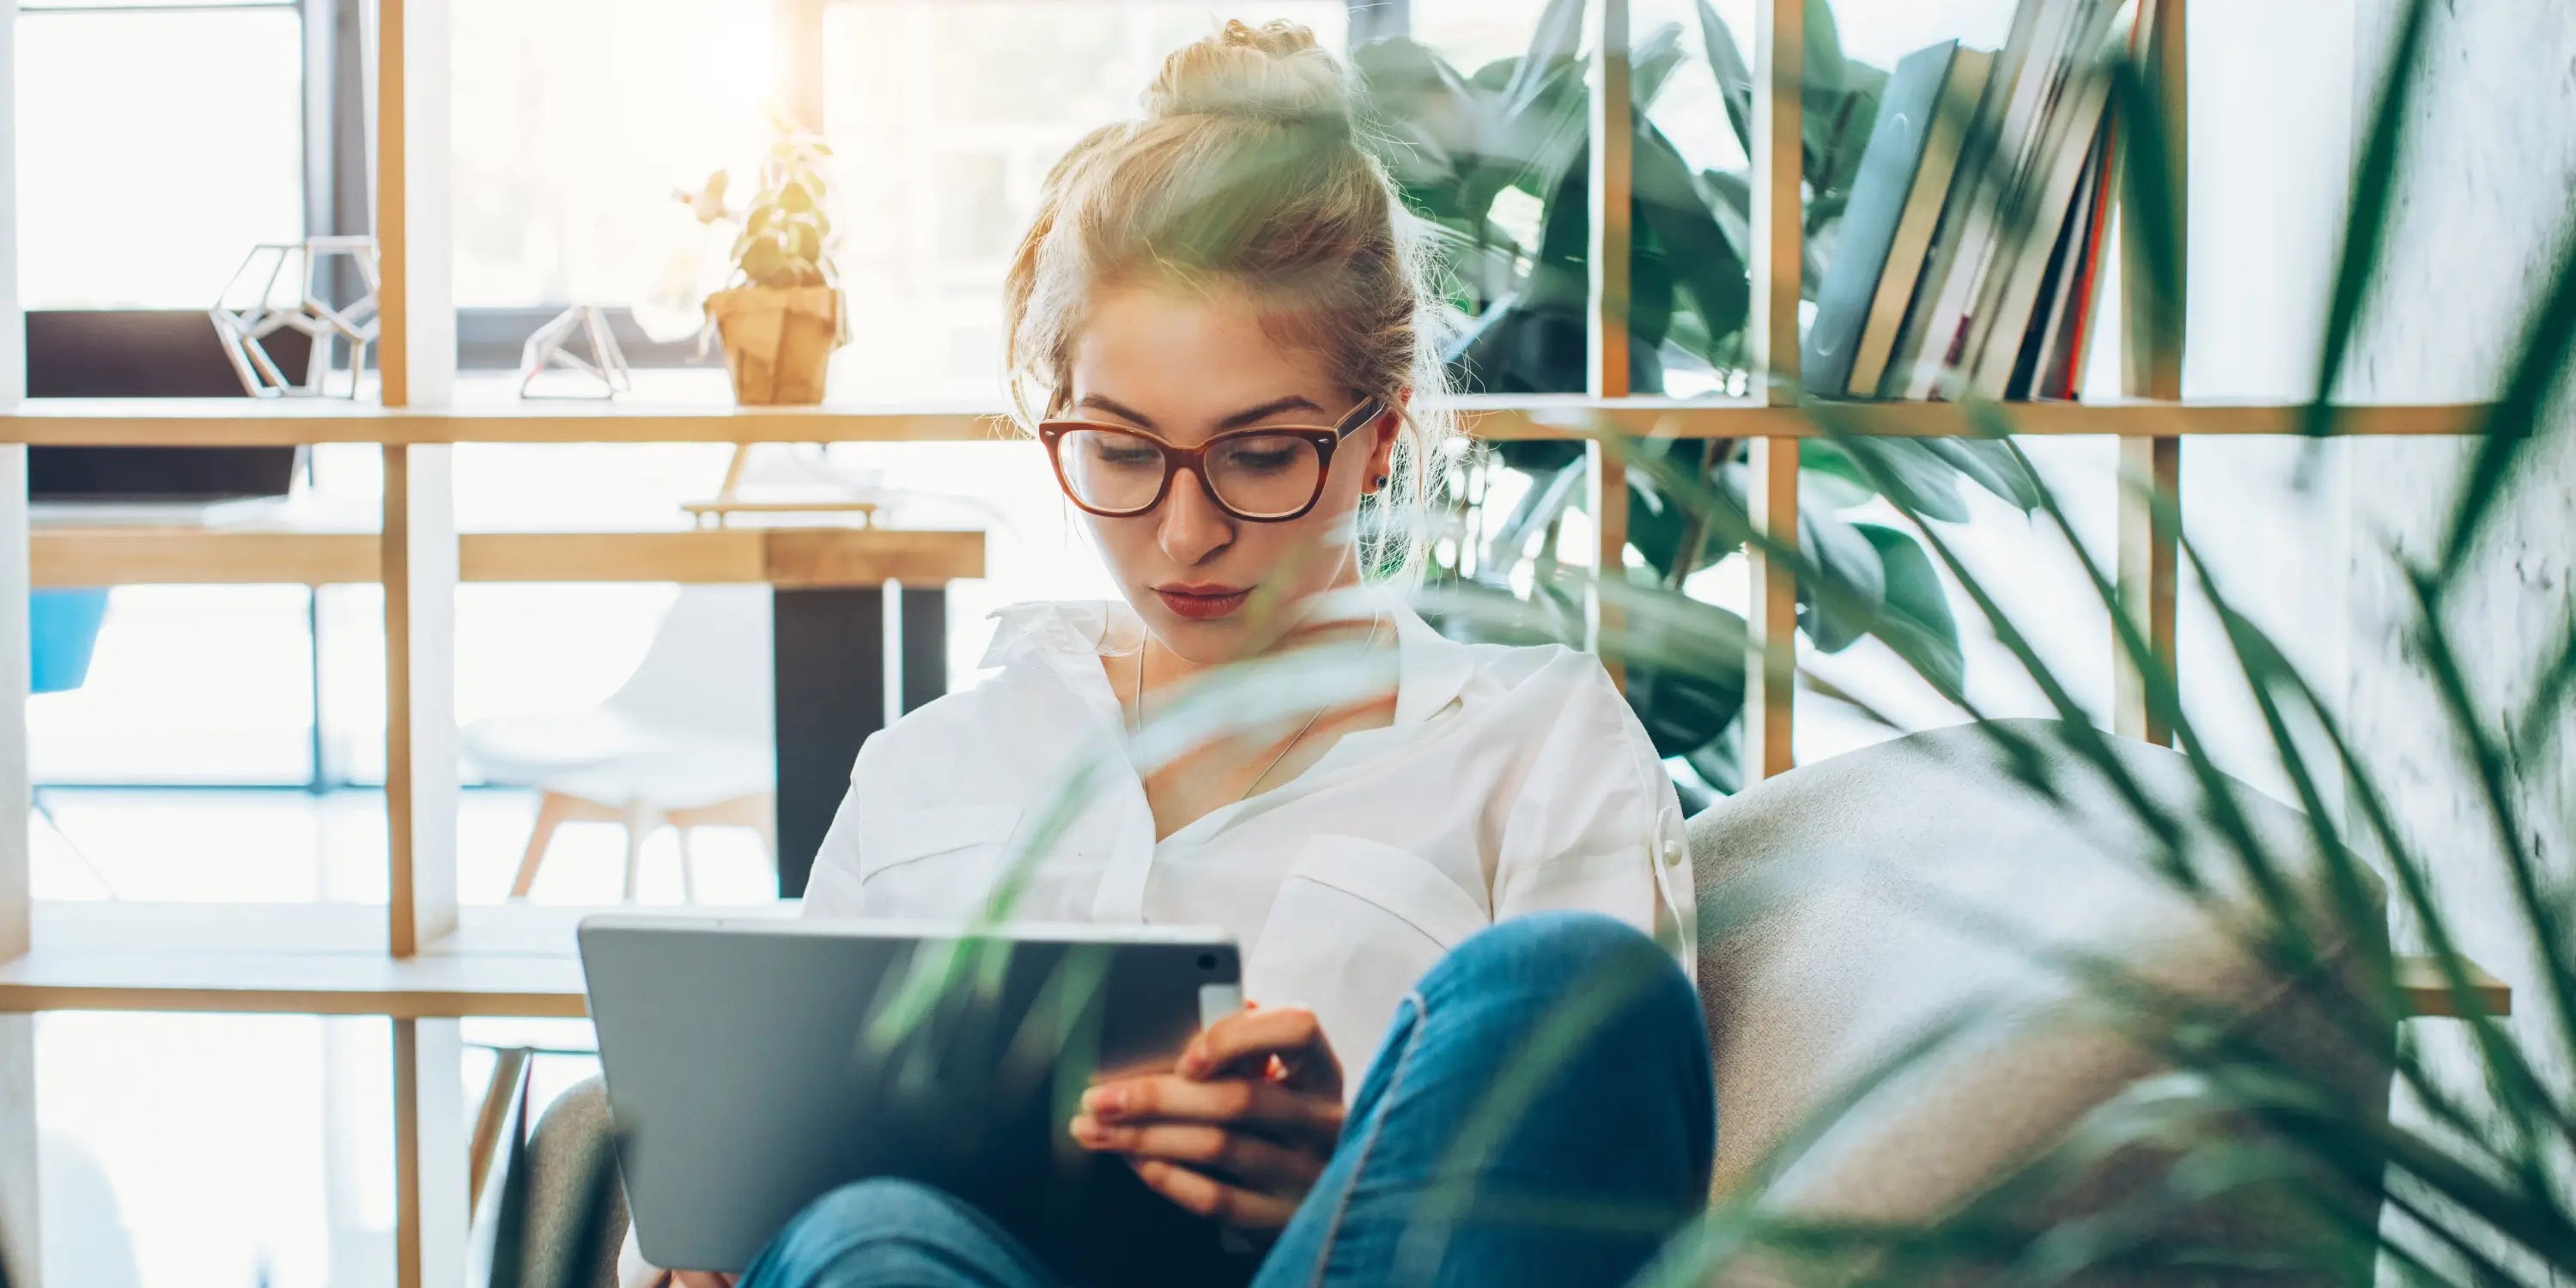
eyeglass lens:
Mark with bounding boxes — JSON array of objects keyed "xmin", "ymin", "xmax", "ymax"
[{"xmin": 1057, "ymin": 428, "xmax": 1324, "ymax": 519}]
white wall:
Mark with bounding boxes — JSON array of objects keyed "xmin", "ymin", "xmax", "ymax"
[{"xmin": 2339, "ymin": 3, "xmax": 2576, "ymax": 1283}]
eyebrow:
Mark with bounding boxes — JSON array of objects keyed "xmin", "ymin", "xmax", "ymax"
[{"xmin": 1073, "ymin": 393, "xmax": 1327, "ymax": 433}]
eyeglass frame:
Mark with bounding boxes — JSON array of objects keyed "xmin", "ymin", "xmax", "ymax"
[{"xmin": 1034, "ymin": 395, "xmax": 1390, "ymax": 523}]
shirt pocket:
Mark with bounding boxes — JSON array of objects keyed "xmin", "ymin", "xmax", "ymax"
[
  {"xmin": 852, "ymin": 805, "xmax": 1027, "ymax": 919},
  {"xmin": 1244, "ymin": 835, "xmax": 1491, "ymax": 1085}
]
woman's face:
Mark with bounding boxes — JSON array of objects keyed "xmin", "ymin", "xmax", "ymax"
[{"xmin": 1062, "ymin": 283, "xmax": 1397, "ymax": 665}]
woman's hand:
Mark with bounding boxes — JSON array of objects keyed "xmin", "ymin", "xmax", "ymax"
[
  {"xmin": 668, "ymin": 1273, "xmax": 736, "ymax": 1288},
  {"xmin": 1072, "ymin": 1005, "xmax": 1346, "ymax": 1232}
]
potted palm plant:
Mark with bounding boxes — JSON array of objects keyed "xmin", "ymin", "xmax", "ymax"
[{"xmin": 690, "ymin": 110, "xmax": 847, "ymax": 405}]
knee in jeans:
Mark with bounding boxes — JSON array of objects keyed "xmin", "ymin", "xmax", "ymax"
[
  {"xmin": 1443, "ymin": 908, "xmax": 1670, "ymax": 980},
  {"xmin": 774, "ymin": 1176, "xmax": 975, "ymax": 1258},
  {"xmin": 1432, "ymin": 911, "xmax": 1703, "ymax": 1041}
]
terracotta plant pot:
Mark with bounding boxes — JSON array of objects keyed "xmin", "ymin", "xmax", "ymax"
[{"xmin": 705, "ymin": 285, "xmax": 841, "ymax": 405}]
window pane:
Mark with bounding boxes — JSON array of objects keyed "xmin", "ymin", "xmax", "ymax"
[
  {"xmin": 39, "ymin": 1014, "xmax": 389, "ymax": 1288},
  {"xmin": 1791, "ymin": 437, "xmax": 2119, "ymax": 766},
  {"xmin": 818, "ymin": 0, "xmax": 1347, "ymax": 404},
  {"xmin": 13, "ymin": 9, "xmax": 305, "ymax": 307},
  {"xmin": 30, "ymin": 586, "xmax": 316, "ymax": 787},
  {"xmin": 451, "ymin": 0, "xmax": 775, "ymax": 308}
]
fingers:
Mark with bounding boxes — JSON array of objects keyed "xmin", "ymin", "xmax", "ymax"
[
  {"xmin": 1081, "ymin": 1074, "xmax": 1344, "ymax": 1146},
  {"xmin": 1070, "ymin": 1118, "xmax": 1326, "ymax": 1190},
  {"xmin": 1127, "ymin": 1157, "xmax": 1301, "ymax": 1231},
  {"xmin": 1183, "ymin": 1005, "xmax": 1343, "ymax": 1098}
]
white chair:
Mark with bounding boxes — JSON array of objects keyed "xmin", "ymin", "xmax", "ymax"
[{"xmin": 465, "ymin": 584, "xmax": 777, "ymax": 902}]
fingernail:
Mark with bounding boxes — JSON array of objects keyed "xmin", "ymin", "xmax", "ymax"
[
  {"xmin": 1069, "ymin": 1115, "xmax": 1103, "ymax": 1143},
  {"xmin": 1082, "ymin": 1086, "xmax": 1122, "ymax": 1118},
  {"xmin": 1178, "ymin": 1050, "xmax": 1208, "ymax": 1078}
]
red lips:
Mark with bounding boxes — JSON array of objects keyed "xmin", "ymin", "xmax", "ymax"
[{"xmin": 1154, "ymin": 585, "xmax": 1252, "ymax": 621}]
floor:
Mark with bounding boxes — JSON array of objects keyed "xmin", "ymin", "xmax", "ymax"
[{"xmin": 27, "ymin": 787, "xmax": 776, "ymax": 1288}]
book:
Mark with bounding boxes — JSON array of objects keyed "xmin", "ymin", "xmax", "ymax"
[
  {"xmin": 1888, "ymin": 0, "xmax": 2083, "ymax": 399},
  {"xmin": 2027, "ymin": 129, "xmax": 2111, "ymax": 399},
  {"xmin": 1843, "ymin": 46, "xmax": 1995, "ymax": 398},
  {"xmin": 1891, "ymin": 0, "xmax": 2129, "ymax": 400},
  {"xmin": 1803, "ymin": 41, "xmax": 1977, "ymax": 397},
  {"xmin": 1962, "ymin": 13, "xmax": 2125, "ymax": 399},
  {"xmin": 2034, "ymin": 0, "xmax": 2154, "ymax": 400},
  {"xmin": 2054, "ymin": 130, "xmax": 2117, "ymax": 398},
  {"xmin": 2010, "ymin": 132, "xmax": 2102, "ymax": 399}
]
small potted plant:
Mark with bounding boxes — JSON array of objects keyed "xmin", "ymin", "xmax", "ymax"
[{"xmin": 688, "ymin": 111, "xmax": 847, "ymax": 404}]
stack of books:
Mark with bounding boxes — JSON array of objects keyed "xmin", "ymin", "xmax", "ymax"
[{"xmin": 1803, "ymin": 0, "xmax": 2145, "ymax": 402}]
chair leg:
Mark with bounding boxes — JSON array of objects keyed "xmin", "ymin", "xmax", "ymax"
[
  {"xmin": 508, "ymin": 793, "xmax": 574, "ymax": 900},
  {"xmin": 466, "ymin": 1047, "xmax": 533, "ymax": 1215},
  {"xmin": 673, "ymin": 827, "xmax": 700, "ymax": 904},
  {"xmin": 620, "ymin": 800, "xmax": 659, "ymax": 902}
]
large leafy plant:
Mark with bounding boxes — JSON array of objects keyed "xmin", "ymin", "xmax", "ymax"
[{"xmin": 1350, "ymin": 0, "xmax": 2033, "ymax": 798}]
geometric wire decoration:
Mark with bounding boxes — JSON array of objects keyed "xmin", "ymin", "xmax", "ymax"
[
  {"xmin": 516, "ymin": 303, "xmax": 634, "ymax": 399},
  {"xmin": 208, "ymin": 234, "xmax": 382, "ymax": 398}
]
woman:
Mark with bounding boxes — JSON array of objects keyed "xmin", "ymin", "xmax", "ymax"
[{"xmin": 645, "ymin": 19, "xmax": 1714, "ymax": 1288}]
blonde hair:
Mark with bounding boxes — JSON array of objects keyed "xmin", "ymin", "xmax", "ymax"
[{"xmin": 1003, "ymin": 17, "xmax": 1455, "ymax": 580}]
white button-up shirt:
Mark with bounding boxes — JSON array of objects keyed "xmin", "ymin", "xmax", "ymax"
[{"xmin": 803, "ymin": 593, "xmax": 1697, "ymax": 1074}]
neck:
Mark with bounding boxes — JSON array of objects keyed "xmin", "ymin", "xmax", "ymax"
[{"xmin": 1134, "ymin": 580, "xmax": 1382, "ymax": 695}]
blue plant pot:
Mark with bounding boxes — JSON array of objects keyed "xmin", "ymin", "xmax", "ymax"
[{"xmin": 32, "ymin": 589, "xmax": 111, "ymax": 695}]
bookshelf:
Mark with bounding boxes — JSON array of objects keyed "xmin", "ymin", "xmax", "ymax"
[{"xmin": 0, "ymin": 1, "xmax": 2504, "ymax": 1285}]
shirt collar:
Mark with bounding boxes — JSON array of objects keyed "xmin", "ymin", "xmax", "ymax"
[
  {"xmin": 978, "ymin": 599, "xmax": 1135, "ymax": 671},
  {"xmin": 1388, "ymin": 595, "xmax": 1475, "ymax": 726},
  {"xmin": 980, "ymin": 589, "xmax": 1476, "ymax": 727}
]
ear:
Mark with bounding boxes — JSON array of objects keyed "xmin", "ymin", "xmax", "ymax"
[{"xmin": 1364, "ymin": 389, "xmax": 1409, "ymax": 484}]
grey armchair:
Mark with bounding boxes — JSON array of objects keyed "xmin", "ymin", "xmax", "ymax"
[{"xmin": 515, "ymin": 719, "xmax": 2392, "ymax": 1286}]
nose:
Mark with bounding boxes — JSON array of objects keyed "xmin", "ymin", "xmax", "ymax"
[{"xmin": 1157, "ymin": 468, "xmax": 1236, "ymax": 568}]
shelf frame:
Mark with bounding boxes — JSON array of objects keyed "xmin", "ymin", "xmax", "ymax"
[
  {"xmin": 29, "ymin": 526, "xmax": 986, "ymax": 589},
  {"xmin": 1742, "ymin": 0, "xmax": 1804, "ymax": 785},
  {"xmin": 0, "ymin": 395, "xmax": 2494, "ymax": 447},
  {"xmin": 0, "ymin": 900, "xmax": 2506, "ymax": 1022},
  {"xmin": 0, "ymin": 0, "xmax": 34, "ymax": 1276}
]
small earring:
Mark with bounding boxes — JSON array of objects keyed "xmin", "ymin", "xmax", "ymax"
[{"xmin": 1370, "ymin": 473, "xmax": 1390, "ymax": 492}]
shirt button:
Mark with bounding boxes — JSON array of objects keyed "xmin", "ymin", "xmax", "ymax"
[{"xmin": 1660, "ymin": 839, "xmax": 1686, "ymax": 867}]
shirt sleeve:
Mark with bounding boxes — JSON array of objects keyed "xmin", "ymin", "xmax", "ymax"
[
  {"xmin": 799, "ymin": 733, "xmax": 879, "ymax": 919},
  {"xmin": 1492, "ymin": 659, "xmax": 1699, "ymax": 980}
]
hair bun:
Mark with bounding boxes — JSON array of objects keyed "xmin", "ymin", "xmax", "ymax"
[{"xmin": 1145, "ymin": 19, "xmax": 1353, "ymax": 131}]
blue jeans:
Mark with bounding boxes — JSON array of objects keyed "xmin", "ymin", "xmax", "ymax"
[{"xmin": 738, "ymin": 911, "xmax": 1716, "ymax": 1288}]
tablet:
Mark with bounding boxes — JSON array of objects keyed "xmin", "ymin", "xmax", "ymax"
[{"xmin": 579, "ymin": 916, "xmax": 1245, "ymax": 1282}]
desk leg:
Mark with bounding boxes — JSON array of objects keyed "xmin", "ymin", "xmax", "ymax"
[
  {"xmin": 901, "ymin": 585, "xmax": 949, "ymax": 715},
  {"xmin": 771, "ymin": 585, "xmax": 950, "ymax": 898}
]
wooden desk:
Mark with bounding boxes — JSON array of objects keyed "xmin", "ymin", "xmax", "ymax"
[
  {"xmin": 33, "ymin": 520, "xmax": 985, "ymax": 896},
  {"xmin": 30, "ymin": 522, "xmax": 981, "ymax": 588}
]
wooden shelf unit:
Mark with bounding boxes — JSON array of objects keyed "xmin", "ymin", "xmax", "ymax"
[
  {"xmin": 0, "ymin": 2, "xmax": 2505, "ymax": 1285},
  {"xmin": 0, "ymin": 902, "xmax": 797, "ymax": 1020},
  {"xmin": 0, "ymin": 900, "xmax": 2502, "ymax": 1023},
  {"xmin": 0, "ymin": 394, "xmax": 2491, "ymax": 445}
]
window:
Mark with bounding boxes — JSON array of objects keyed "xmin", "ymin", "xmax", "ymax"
[
  {"xmin": 815, "ymin": 0, "xmax": 1347, "ymax": 404},
  {"xmin": 12, "ymin": 0, "xmax": 306, "ymax": 309},
  {"xmin": 450, "ymin": 0, "xmax": 775, "ymax": 312}
]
